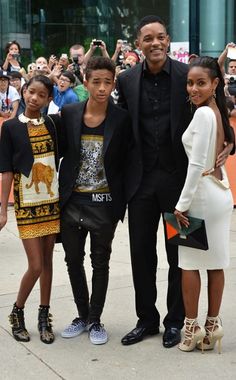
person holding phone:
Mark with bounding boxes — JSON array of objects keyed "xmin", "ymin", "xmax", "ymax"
[
  {"xmin": 58, "ymin": 54, "xmax": 70, "ymax": 72},
  {"xmin": 1, "ymin": 41, "xmax": 25, "ymax": 74},
  {"xmin": 83, "ymin": 39, "xmax": 110, "ymax": 67}
]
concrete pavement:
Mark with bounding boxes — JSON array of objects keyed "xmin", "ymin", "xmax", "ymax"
[{"xmin": 0, "ymin": 207, "xmax": 236, "ymax": 380}]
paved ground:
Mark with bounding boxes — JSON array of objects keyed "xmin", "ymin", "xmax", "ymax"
[{"xmin": 0, "ymin": 207, "xmax": 236, "ymax": 380}]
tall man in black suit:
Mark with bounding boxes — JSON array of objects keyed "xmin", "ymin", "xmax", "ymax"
[
  {"xmin": 117, "ymin": 15, "xmax": 193, "ymax": 348},
  {"xmin": 118, "ymin": 15, "xmax": 234, "ymax": 348}
]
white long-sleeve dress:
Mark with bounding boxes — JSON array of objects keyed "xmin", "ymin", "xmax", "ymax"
[{"xmin": 175, "ymin": 106, "xmax": 233, "ymax": 269}]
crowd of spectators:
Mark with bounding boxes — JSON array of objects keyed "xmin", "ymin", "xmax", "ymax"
[
  {"xmin": 0, "ymin": 38, "xmax": 142, "ymax": 123},
  {"xmin": 1, "ymin": 38, "xmax": 236, "ymax": 123}
]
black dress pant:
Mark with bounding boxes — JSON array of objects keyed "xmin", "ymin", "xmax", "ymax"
[
  {"xmin": 61, "ymin": 198, "xmax": 116, "ymax": 323},
  {"xmin": 128, "ymin": 167, "xmax": 185, "ymax": 329}
]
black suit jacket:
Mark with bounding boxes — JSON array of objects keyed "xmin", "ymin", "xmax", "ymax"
[
  {"xmin": 117, "ymin": 58, "xmax": 193, "ymax": 202},
  {"xmin": 58, "ymin": 100, "xmax": 131, "ymax": 222}
]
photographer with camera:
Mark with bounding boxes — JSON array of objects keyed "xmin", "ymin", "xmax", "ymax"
[
  {"xmin": 1, "ymin": 40, "xmax": 25, "ymax": 75},
  {"xmin": 35, "ymin": 57, "xmax": 52, "ymax": 76},
  {"xmin": 111, "ymin": 39, "xmax": 123, "ymax": 64},
  {"xmin": 111, "ymin": 39, "xmax": 132, "ymax": 67},
  {"xmin": 69, "ymin": 55, "xmax": 83, "ymax": 83},
  {"xmin": 67, "ymin": 44, "xmax": 86, "ymax": 83},
  {"xmin": 69, "ymin": 40, "xmax": 110, "ymax": 93},
  {"xmin": 114, "ymin": 50, "xmax": 140, "ymax": 80},
  {"xmin": 70, "ymin": 45, "xmax": 85, "ymax": 67},
  {"xmin": 218, "ymin": 42, "xmax": 236, "ymax": 74},
  {"xmin": 25, "ymin": 56, "xmax": 63, "ymax": 85},
  {"xmin": 224, "ymin": 59, "xmax": 236, "ymax": 97},
  {"xmin": 122, "ymin": 51, "xmax": 139, "ymax": 69},
  {"xmin": 225, "ymin": 65, "xmax": 236, "ymax": 97},
  {"xmin": 218, "ymin": 42, "xmax": 236, "ymax": 98}
]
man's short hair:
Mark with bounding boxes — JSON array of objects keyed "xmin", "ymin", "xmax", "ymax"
[
  {"xmin": 69, "ymin": 44, "xmax": 85, "ymax": 53},
  {"xmin": 85, "ymin": 57, "xmax": 115, "ymax": 80},
  {"xmin": 136, "ymin": 15, "xmax": 167, "ymax": 36}
]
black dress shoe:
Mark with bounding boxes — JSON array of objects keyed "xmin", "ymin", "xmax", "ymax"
[
  {"xmin": 163, "ymin": 327, "xmax": 181, "ymax": 348},
  {"xmin": 121, "ymin": 326, "xmax": 159, "ymax": 346}
]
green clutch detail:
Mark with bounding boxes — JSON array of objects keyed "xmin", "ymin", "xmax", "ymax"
[{"xmin": 164, "ymin": 212, "xmax": 203, "ymax": 235}]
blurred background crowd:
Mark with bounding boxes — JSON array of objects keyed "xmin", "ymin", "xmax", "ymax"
[
  {"xmin": 0, "ymin": 37, "xmax": 144, "ymax": 122},
  {"xmin": 0, "ymin": 37, "xmax": 236, "ymax": 122}
]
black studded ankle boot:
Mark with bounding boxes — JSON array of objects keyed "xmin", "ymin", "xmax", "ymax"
[
  {"xmin": 8, "ymin": 303, "xmax": 30, "ymax": 342},
  {"xmin": 38, "ymin": 305, "xmax": 55, "ymax": 344}
]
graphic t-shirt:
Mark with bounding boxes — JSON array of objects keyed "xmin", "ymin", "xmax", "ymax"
[{"xmin": 74, "ymin": 120, "xmax": 112, "ymax": 203}]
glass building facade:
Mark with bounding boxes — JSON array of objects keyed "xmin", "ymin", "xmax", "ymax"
[{"xmin": 0, "ymin": 0, "xmax": 235, "ymax": 63}]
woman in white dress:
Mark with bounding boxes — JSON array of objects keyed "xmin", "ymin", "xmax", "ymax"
[{"xmin": 174, "ymin": 57, "xmax": 234, "ymax": 353}]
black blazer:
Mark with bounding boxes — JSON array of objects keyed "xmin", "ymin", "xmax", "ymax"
[
  {"xmin": 58, "ymin": 100, "xmax": 131, "ymax": 222},
  {"xmin": 0, "ymin": 115, "xmax": 60, "ymax": 177},
  {"xmin": 116, "ymin": 58, "xmax": 193, "ymax": 202}
]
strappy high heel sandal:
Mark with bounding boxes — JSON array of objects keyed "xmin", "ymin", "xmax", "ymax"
[
  {"xmin": 196, "ymin": 316, "xmax": 223, "ymax": 354},
  {"xmin": 178, "ymin": 317, "xmax": 205, "ymax": 352}
]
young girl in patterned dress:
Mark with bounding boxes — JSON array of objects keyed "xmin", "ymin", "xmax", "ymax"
[{"xmin": 0, "ymin": 75, "xmax": 60, "ymax": 344}]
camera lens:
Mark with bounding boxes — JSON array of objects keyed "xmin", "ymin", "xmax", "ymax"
[
  {"xmin": 12, "ymin": 53, "xmax": 20, "ymax": 61},
  {"xmin": 72, "ymin": 55, "xmax": 79, "ymax": 64}
]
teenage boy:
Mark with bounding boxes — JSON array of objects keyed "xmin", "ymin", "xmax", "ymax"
[{"xmin": 58, "ymin": 56, "xmax": 130, "ymax": 345}]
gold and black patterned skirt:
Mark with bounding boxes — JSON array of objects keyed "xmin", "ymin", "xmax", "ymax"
[{"xmin": 13, "ymin": 124, "xmax": 60, "ymax": 239}]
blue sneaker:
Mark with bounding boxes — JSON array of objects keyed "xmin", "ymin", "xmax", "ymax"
[
  {"xmin": 61, "ymin": 318, "xmax": 88, "ymax": 338},
  {"xmin": 89, "ymin": 322, "xmax": 108, "ymax": 345}
]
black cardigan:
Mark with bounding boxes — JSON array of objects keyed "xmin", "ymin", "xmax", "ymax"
[{"xmin": 0, "ymin": 115, "xmax": 61, "ymax": 177}]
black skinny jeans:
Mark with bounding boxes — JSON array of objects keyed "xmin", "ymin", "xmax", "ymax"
[{"xmin": 61, "ymin": 200, "xmax": 117, "ymax": 323}]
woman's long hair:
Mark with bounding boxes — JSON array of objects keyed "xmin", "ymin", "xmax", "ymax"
[{"xmin": 189, "ymin": 56, "xmax": 233, "ymax": 143}]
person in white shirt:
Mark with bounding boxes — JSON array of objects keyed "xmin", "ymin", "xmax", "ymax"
[{"xmin": 0, "ymin": 70, "xmax": 20, "ymax": 120}]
